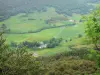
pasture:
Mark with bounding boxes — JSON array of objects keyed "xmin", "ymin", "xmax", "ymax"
[
  {"xmin": 0, "ymin": 7, "xmax": 66, "ymax": 32},
  {"xmin": 0, "ymin": 7, "xmax": 84, "ymax": 56}
]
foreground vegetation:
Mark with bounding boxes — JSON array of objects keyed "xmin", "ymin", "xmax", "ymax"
[{"xmin": 0, "ymin": 32, "xmax": 100, "ymax": 75}]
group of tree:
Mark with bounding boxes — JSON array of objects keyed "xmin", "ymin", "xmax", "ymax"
[
  {"xmin": 0, "ymin": 32, "xmax": 44, "ymax": 75},
  {"xmin": 46, "ymin": 38, "xmax": 63, "ymax": 48},
  {"xmin": 0, "ymin": 24, "xmax": 10, "ymax": 33},
  {"xmin": 84, "ymin": 6, "xmax": 100, "ymax": 50},
  {"xmin": 10, "ymin": 38, "xmax": 63, "ymax": 49},
  {"xmin": 0, "ymin": 0, "xmax": 97, "ymax": 21},
  {"xmin": 10, "ymin": 41, "xmax": 41, "ymax": 49}
]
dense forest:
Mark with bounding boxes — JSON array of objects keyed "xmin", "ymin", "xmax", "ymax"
[{"xmin": 0, "ymin": 0, "xmax": 99, "ymax": 21}]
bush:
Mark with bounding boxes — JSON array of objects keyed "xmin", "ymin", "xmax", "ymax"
[
  {"xmin": 45, "ymin": 59, "xmax": 97, "ymax": 75},
  {"xmin": 87, "ymin": 50, "xmax": 100, "ymax": 68},
  {"xmin": 0, "ymin": 48, "xmax": 44, "ymax": 75},
  {"xmin": 47, "ymin": 38, "xmax": 62, "ymax": 48},
  {"xmin": 0, "ymin": 32, "xmax": 43, "ymax": 75}
]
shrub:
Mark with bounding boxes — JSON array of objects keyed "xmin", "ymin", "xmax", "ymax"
[
  {"xmin": 0, "ymin": 48, "xmax": 44, "ymax": 75},
  {"xmin": 45, "ymin": 59, "xmax": 97, "ymax": 75},
  {"xmin": 87, "ymin": 50, "xmax": 100, "ymax": 68},
  {"xmin": 0, "ymin": 32, "xmax": 43, "ymax": 75}
]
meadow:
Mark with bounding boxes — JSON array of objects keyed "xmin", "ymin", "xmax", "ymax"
[
  {"xmin": 0, "ymin": 7, "xmax": 84, "ymax": 56},
  {"xmin": 0, "ymin": 8, "xmax": 66, "ymax": 32}
]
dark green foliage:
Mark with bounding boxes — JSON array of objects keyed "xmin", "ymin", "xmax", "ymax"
[
  {"xmin": 65, "ymin": 49, "xmax": 90, "ymax": 58},
  {"xmin": 10, "ymin": 41, "xmax": 17, "ymax": 47},
  {"xmin": 8, "ymin": 24, "xmax": 75, "ymax": 34},
  {"xmin": 87, "ymin": 50, "xmax": 100, "ymax": 68},
  {"xmin": 0, "ymin": 24, "xmax": 7, "ymax": 31},
  {"xmin": 0, "ymin": 0, "xmax": 95, "ymax": 21},
  {"xmin": 45, "ymin": 59, "xmax": 97, "ymax": 75},
  {"xmin": 0, "ymin": 32, "xmax": 5, "ymax": 46},
  {"xmin": 38, "ymin": 54, "xmax": 97, "ymax": 75},
  {"xmin": 0, "ymin": 32, "xmax": 43, "ymax": 75},
  {"xmin": 10, "ymin": 41, "xmax": 41, "ymax": 49},
  {"xmin": 78, "ymin": 34, "xmax": 83, "ymax": 38},
  {"xmin": 0, "ymin": 32, "xmax": 99, "ymax": 75},
  {"xmin": 47, "ymin": 38, "xmax": 62, "ymax": 48},
  {"xmin": 36, "ymin": 49, "xmax": 98, "ymax": 75},
  {"xmin": 10, "ymin": 38, "xmax": 62, "ymax": 49},
  {"xmin": 19, "ymin": 41, "xmax": 41, "ymax": 48},
  {"xmin": 1, "ymin": 49, "xmax": 43, "ymax": 75},
  {"xmin": 0, "ymin": 24, "xmax": 10, "ymax": 33}
]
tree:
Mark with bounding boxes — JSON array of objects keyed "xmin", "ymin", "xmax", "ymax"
[
  {"xmin": 0, "ymin": 32, "xmax": 43, "ymax": 75},
  {"xmin": 0, "ymin": 32, "xmax": 5, "ymax": 47},
  {"xmin": 84, "ymin": 6, "xmax": 100, "ymax": 50},
  {"xmin": 0, "ymin": 32, "xmax": 10, "ymax": 75},
  {"xmin": 0, "ymin": 24, "xmax": 7, "ymax": 31},
  {"xmin": 10, "ymin": 41, "xmax": 17, "ymax": 47},
  {"xmin": 78, "ymin": 34, "xmax": 83, "ymax": 38}
]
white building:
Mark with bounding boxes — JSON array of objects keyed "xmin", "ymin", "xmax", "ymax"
[
  {"xmin": 38, "ymin": 42, "xmax": 47, "ymax": 49},
  {"xmin": 69, "ymin": 19, "xmax": 75, "ymax": 22}
]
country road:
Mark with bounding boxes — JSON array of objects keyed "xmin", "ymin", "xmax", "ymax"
[{"xmin": 54, "ymin": 27, "xmax": 65, "ymax": 38}]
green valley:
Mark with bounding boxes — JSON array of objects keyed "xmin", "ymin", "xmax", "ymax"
[{"xmin": 0, "ymin": 0, "xmax": 100, "ymax": 75}]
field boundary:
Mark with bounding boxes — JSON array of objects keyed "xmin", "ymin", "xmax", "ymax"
[{"xmin": 5, "ymin": 24, "xmax": 75, "ymax": 34}]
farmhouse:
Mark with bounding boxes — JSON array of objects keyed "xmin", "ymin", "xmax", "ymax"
[
  {"xmin": 69, "ymin": 19, "xmax": 75, "ymax": 22},
  {"xmin": 38, "ymin": 42, "xmax": 47, "ymax": 49}
]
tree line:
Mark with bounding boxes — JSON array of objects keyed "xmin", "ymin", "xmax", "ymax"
[
  {"xmin": 0, "ymin": 23, "xmax": 75, "ymax": 34},
  {"xmin": 0, "ymin": 0, "xmax": 96, "ymax": 21},
  {"xmin": 10, "ymin": 38, "xmax": 63, "ymax": 49}
]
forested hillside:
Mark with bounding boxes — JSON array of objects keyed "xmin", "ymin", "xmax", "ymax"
[{"xmin": 0, "ymin": 0, "xmax": 97, "ymax": 21}]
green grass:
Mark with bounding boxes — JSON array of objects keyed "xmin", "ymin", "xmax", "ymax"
[
  {"xmin": 5, "ymin": 28, "xmax": 60, "ymax": 43},
  {"xmin": 29, "ymin": 40, "xmax": 73, "ymax": 56},
  {"xmin": 57, "ymin": 23, "xmax": 84, "ymax": 39},
  {"xmin": 29, "ymin": 37, "xmax": 84, "ymax": 56},
  {"xmin": 68, "ymin": 13, "xmax": 82, "ymax": 22},
  {"xmin": 0, "ymin": 7, "xmax": 66, "ymax": 32},
  {"xmin": 0, "ymin": 8, "xmax": 81, "ymax": 33},
  {"xmin": 5, "ymin": 23, "xmax": 84, "ymax": 43},
  {"xmin": 0, "ymin": 7, "xmax": 83, "ymax": 56},
  {"xmin": 34, "ymin": 45, "xmax": 70, "ymax": 56},
  {"xmin": 4, "ymin": 23, "xmax": 84, "ymax": 56}
]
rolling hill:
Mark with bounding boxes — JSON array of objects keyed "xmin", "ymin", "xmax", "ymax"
[{"xmin": 0, "ymin": 0, "xmax": 97, "ymax": 21}]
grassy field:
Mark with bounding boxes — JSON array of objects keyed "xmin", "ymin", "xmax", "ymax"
[
  {"xmin": 0, "ymin": 7, "xmax": 81, "ymax": 32},
  {"xmin": 0, "ymin": 7, "xmax": 84, "ymax": 56},
  {"xmin": 5, "ymin": 28, "xmax": 60, "ymax": 43},
  {"xmin": 4, "ymin": 23, "xmax": 84, "ymax": 56},
  {"xmin": 28, "ymin": 37, "xmax": 84, "ymax": 56},
  {"xmin": 68, "ymin": 13, "xmax": 82, "ymax": 21},
  {"xmin": 0, "ymin": 7, "xmax": 66, "ymax": 32},
  {"xmin": 0, "ymin": 7, "xmax": 83, "ymax": 43},
  {"xmin": 5, "ymin": 23, "xmax": 84, "ymax": 43},
  {"xmin": 33, "ymin": 43, "xmax": 71, "ymax": 56}
]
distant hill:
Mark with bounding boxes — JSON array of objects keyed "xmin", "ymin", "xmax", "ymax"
[
  {"xmin": 88, "ymin": 0, "xmax": 100, "ymax": 3},
  {"xmin": 0, "ymin": 0, "xmax": 97, "ymax": 21}
]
